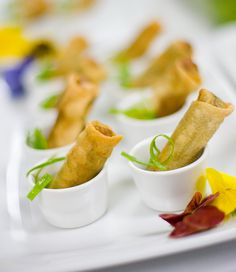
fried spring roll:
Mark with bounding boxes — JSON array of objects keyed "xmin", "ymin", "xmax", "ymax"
[
  {"xmin": 50, "ymin": 120, "xmax": 123, "ymax": 189},
  {"xmin": 152, "ymin": 58, "xmax": 201, "ymax": 117},
  {"xmin": 115, "ymin": 21, "xmax": 162, "ymax": 62},
  {"xmin": 158, "ymin": 89, "xmax": 234, "ymax": 170},
  {"xmin": 47, "ymin": 74, "xmax": 99, "ymax": 148},
  {"xmin": 132, "ymin": 40, "xmax": 193, "ymax": 87},
  {"xmin": 18, "ymin": 0, "xmax": 49, "ymax": 19},
  {"xmin": 55, "ymin": 36, "xmax": 106, "ymax": 83},
  {"xmin": 76, "ymin": 0, "xmax": 97, "ymax": 11}
]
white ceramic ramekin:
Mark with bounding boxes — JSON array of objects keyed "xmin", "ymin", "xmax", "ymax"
[
  {"xmin": 28, "ymin": 160, "xmax": 108, "ymax": 228},
  {"xmin": 115, "ymin": 91, "xmax": 194, "ymax": 145},
  {"xmin": 24, "ymin": 124, "xmax": 73, "ymax": 165},
  {"xmin": 127, "ymin": 136, "xmax": 208, "ymax": 212}
]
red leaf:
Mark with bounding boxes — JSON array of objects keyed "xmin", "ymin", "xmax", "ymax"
[
  {"xmin": 199, "ymin": 192, "xmax": 220, "ymax": 209},
  {"xmin": 159, "ymin": 213, "xmax": 185, "ymax": 227},
  {"xmin": 184, "ymin": 206, "xmax": 225, "ymax": 230},
  {"xmin": 170, "ymin": 206, "xmax": 225, "ymax": 238},
  {"xmin": 170, "ymin": 221, "xmax": 197, "ymax": 238},
  {"xmin": 160, "ymin": 192, "xmax": 203, "ymax": 226},
  {"xmin": 184, "ymin": 192, "xmax": 202, "ymax": 214},
  {"xmin": 159, "ymin": 191, "xmax": 224, "ymax": 238}
]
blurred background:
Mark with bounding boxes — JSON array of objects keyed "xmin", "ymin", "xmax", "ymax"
[
  {"xmin": 1, "ymin": 0, "xmax": 236, "ymax": 172},
  {"xmin": 1, "ymin": 0, "xmax": 236, "ymax": 167}
]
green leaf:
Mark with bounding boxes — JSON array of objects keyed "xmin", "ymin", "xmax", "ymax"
[
  {"xmin": 37, "ymin": 63, "xmax": 55, "ymax": 81},
  {"xmin": 121, "ymin": 134, "xmax": 175, "ymax": 171},
  {"xmin": 27, "ymin": 173, "xmax": 53, "ymax": 201},
  {"xmin": 26, "ymin": 128, "xmax": 48, "ymax": 150},
  {"xmin": 121, "ymin": 152, "xmax": 152, "ymax": 168},
  {"xmin": 150, "ymin": 134, "xmax": 175, "ymax": 165},
  {"xmin": 109, "ymin": 100, "xmax": 156, "ymax": 120},
  {"xmin": 40, "ymin": 94, "xmax": 60, "ymax": 110},
  {"xmin": 117, "ymin": 62, "xmax": 131, "ymax": 88},
  {"xmin": 26, "ymin": 156, "xmax": 66, "ymax": 177}
]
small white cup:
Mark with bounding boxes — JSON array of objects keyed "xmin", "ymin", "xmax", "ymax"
[
  {"xmin": 115, "ymin": 92, "xmax": 195, "ymax": 146},
  {"xmin": 127, "ymin": 136, "xmax": 208, "ymax": 212},
  {"xmin": 28, "ymin": 159, "xmax": 108, "ymax": 228}
]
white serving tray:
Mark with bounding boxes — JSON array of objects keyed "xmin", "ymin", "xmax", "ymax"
[{"xmin": 3, "ymin": 58, "xmax": 236, "ymax": 272}]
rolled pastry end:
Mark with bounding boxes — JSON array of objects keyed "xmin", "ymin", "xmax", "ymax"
[
  {"xmin": 158, "ymin": 89, "xmax": 234, "ymax": 170},
  {"xmin": 50, "ymin": 120, "xmax": 122, "ymax": 189},
  {"xmin": 198, "ymin": 88, "xmax": 234, "ymax": 115},
  {"xmin": 85, "ymin": 120, "xmax": 123, "ymax": 148},
  {"xmin": 176, "ymin": 58, "xmax": 202, "ymax": 90}
]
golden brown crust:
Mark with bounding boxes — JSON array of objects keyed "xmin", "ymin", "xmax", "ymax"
[
  {"xmin": 115, "ymin": 21, "xmax": 162, "ymax": 62},
  {"xmin": 157, "ymin": 89, "xmax": 234, "ymax": 170},
  {"xmin": 50, "ymin": 120, "xmax": 123, "ymax": 189},
  {"xmin": 152, "ymin": 58, "xmax": 201, "ymax": 117},
  {"xmin": 47, "ymin": 74, "xmax": 99, "ymax": 148},
  {"xmin": 132, "ymin": 40, "xmax": 193, "ymax": 87},
  {"xmin": 54, "ymin": 36, "xmax": 106, "ymax": 83}
]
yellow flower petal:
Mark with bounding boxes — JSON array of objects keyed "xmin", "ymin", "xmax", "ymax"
[
  {"xmin": 220, "ymin": 172, "xmax": 236, "ymax": 190},
  {"xmin": 212, "ymin": 189, "xmax": 236, "ymax": 215},
  {"xmin": 195, "ymin": 174, "xmax": 207, "ymax": 197},
  {"xmin": 206, "ymin": 168, "xmax": 225, "ymax": 193},
  {"xmin": 206, "ymin": 168, "xmax": 236, "ymax": 215},
  {"xmin": 0, "ymin": 26, "xmax": 33, "ymax": 58}
]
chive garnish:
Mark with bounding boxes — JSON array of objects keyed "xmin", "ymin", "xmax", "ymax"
[
  {"xmin": 26, "ymin": 128, "xmax": 48, "ymax": 150},
  {"xmin": 37, "ymin": 63, "xmax": 55, "ymax": 81},
  {"xmin": 121, "ymin": 134, "xmax": 175, "ymax": 171},
  {"xmin": 27, "ymin": 173, "xmax": 53, "ymax": 201},
  {"xmin": 109, "ymin": 99, "xmax": 156, "ymax": 120},
  {"xmin": 118, "ymin": 62, "xmax": 131, "ymax": 88},
  {"xmin": 110, "ymin": 107, "xmax": 156, "ymax": 120},
  {"xmin": 40, "ymin": 93, "xmax": 60, "ymax": 109},
  {"xmin": 26, "ymin": 156, "xmax": 66, "ymax": 177},
  {"xmin": 26, "ymin": 156, "xmax": 66, "ymax": 200}
]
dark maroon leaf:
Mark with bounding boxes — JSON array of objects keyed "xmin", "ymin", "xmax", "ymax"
[
  {"xmin": 184, "ymin": 192, "xmax": 202, "ymax": 214},
  {"xmin": 199, "ymin": 192, "xmax": 220, "ymax": 209},
  {"xmin": 170, "ymin": 221, "xmax": 197, "ymax": 238},
  {"xmin": 184, "ymin": 206, "xmax": 225, "ymax": 230},
  {"xmin": 159, "ymin": 213, "xmax": 186, "ymax": 227},
  {"xmin": 159, "ymin": 191, "xmax": 224, "ymax": 238}
]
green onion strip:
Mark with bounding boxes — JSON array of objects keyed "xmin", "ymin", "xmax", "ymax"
[
  {"xmin": 121, "ymin": 134, "xmax": 175, "ymax": 171},
  {"xmin": 26, "ymin": 156, "xmax": 66, "ymax": 201}
]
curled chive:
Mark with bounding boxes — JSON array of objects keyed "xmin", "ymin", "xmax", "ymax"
[
  {"xmin": 121, "ymin": 134, "xmax": 175, "ymax": 171},
  {"xmin": 37, "ymin": 63, "xmax": 55, "ymax": 81},
  {"xmin": 27, "ymin": 173, "xmax": 53, "ymax": 201},
  {"xmin": 121, "ymin": 152, "xmax": 152, "ymax": 168},
  {"xmin": 26, "ymin": 128, "xmax": 48, "ymax": 150},
  {"xmin": 40, "ymin": 93, "xmax": 60, "ymax": 110},
  {"xmin": 109, "ymin": 99, "xmax": 156, "ymax": 120},
  {"xmin": 26, "ymin": 156, "xmax": 66, "ymax": 177},
  {"xmin": 118, "ymin": 62, "xmax": 131, "ymax": 88}
]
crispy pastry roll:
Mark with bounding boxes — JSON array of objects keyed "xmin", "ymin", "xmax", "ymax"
[
  {"xmin": 50, "ymin": 120, "xmax": 123, "ymax": 189},
  {"xmin": 47, "ymin": 74, "xmax": 99, "ymax": 148},
  {"xmin": 158, "ymin": 89, "xmax": 234, "ymax": 170},
  {"xmin": 152, "ymin": 58, "xmax": 201, "ymax": 117},
  {"xmin": 132, "ymin": 40, "xmax": 193, "ymax": 87},
  {"xmin": 17, "ymin": 0, "xmax": 49, "ymax": 19},
  {"xmin": 76, "ymin": 0, "xmax": 97, "ymax": 11},
  {"xmin": 54, "ymin": 36, "xmax": 106, "ymax": 83},
  {"xmin": 115, "ymin": 21, "xmax": 162, "ymax": 62}
]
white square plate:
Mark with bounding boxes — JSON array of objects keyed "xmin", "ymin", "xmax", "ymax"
[{"xmin": 2, "ymin": 57, "xmax": 236, "ymax": 272}]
